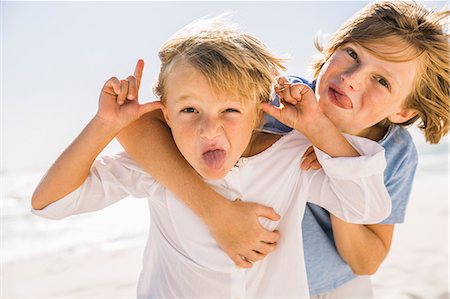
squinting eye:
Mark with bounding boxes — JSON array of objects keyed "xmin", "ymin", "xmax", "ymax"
[
  {"xmin": 377, "ymin": 77, "xmax": 389, "ymax": 88},
  {"xmin": 224, "ymin": 108, "xmax": 240, "ymax": 113},
  {"xmin": 181, "ymin": 107, "xmax": 198, "ymax": 113},
  {"xmin": 346, "ymin": 49, "xmax": 359, "ymax": 61}
]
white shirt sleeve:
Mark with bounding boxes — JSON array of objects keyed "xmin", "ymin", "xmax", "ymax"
[
  {"xmin": 305, "ymin": 134, "xmax": 392, "ymax": 224},
  {"xmin": 31, "ymin": 152, "xmax": 157, "ymax": 220}
]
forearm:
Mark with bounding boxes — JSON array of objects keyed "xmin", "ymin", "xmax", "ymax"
[
  {"xmin": 331, "ymin": 215, "xmax": 394, "ymax": 275},
  {"xmin": 300, "ymin": 114, "xmax": 359, "ymax": 158},
  {"xmin": 32, "ymin": 116, "xmax": 119, "ymax": 210},
  {"xmin": 117, "ymin": 111, "xmax": 228, "ymax": 220}
]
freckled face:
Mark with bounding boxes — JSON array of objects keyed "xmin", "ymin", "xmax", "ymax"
[
  {"xmin": 161, "ymin": 62, "xmax": 258, "ymax": 180},
  {"xmin": 315, "ymin": 42, "xmax": 418, "ymax": 137}
]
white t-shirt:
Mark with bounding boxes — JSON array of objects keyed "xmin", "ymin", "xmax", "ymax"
[{"xmin": 32, "ymin": 130, "xmax": 391, "ymax": 298}]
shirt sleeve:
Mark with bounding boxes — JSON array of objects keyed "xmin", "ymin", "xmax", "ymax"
[
  {"xmin": 31, "ymin": 152, "xmax": 157, "ymax": 220},
  {"xmin": 305, "ymin": 135, "xmax": 392, "ymax": 224},
  {"xmin": 379, "ymin": 129, "xmax": 418, "ymax": 224}
]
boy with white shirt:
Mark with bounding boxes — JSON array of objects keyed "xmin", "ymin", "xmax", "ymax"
[{"xmin": 32, "ymin": 19, "xmax": 390, "ymax": 297}]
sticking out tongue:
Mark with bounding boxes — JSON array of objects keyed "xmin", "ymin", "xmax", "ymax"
[
  {"xmin": 202, "ymin": 149, "xmax": 226, "ymax": 169},
  {"xmin": 333, "ymin": 90, "xmax": 353, "ymax": 109}
]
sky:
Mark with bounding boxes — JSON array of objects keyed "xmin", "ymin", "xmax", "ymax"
[{"xmin": 2, "ymin": 0, "xmax": 448, "ymax": 172}]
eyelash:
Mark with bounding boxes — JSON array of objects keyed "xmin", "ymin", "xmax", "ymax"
[
  {"xmin": 346, "ymin": 48, "xmax": 390, "ymax": 89},
  {"xmin": 181, "ymin": 107, "xmax": 198, "ymax": 113},
  {"xmin": 180, "ymin": 108, "xmax": 240, "ymax": 113},
  {"xmin": 224, "ymin": 108, "xmax": 240, "ymax": 113},
  {"xmin": 376, "ymin": 77, "xmax": 389, "ymax": 89},
  {"xmin": 346, "ymin": 48, "xmax": 359, "ymax": 62}
]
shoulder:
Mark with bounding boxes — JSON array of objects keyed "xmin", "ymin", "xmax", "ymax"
[{"xmin": 379, "ymin": 126, "xmax": 418, "ymax": 168}]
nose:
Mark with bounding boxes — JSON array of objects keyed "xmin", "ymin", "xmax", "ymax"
[
  {"xmin": 200, "ymin": 115, "xmax": 222, "ymax": 140},
  {"xmin": 341, "ymin": 66, "xmax": 363, "ymax": 91}
]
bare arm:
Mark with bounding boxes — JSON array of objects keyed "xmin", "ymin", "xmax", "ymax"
[
  {"xmin": 32, "ymin": 117, "xmax": 120, "ymax": 210},
  {"xmin": 331, "ymin": 215, "xmax": 394, "ymax": 274},
  {"xmin": 32, "ymin": 60, "xmax": 161, "ymax": 210},
  {"xmin": 117, "ymin": 107, "xmax": 280, "ymax": 268}
]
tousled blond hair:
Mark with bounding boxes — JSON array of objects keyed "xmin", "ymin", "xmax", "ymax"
[
  {"xmin": 154, "ymin": 17, "xmax": 285, "ymax": 125},
  {"xmin": 312, "ymin": 1, "xmax": 449, "ymax": 144}
]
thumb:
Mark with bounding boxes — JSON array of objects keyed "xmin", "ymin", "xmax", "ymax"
[
  {"xmin": 255, "ymin": 204, "xmax": 280, "ymax": 221},
  {"xmin": 138, "ymin": 100, "xmax": 164, "ymax": 117},
  {"xmin": 260, "ymin": 102, "xmax": 283, "ymax": 122}
]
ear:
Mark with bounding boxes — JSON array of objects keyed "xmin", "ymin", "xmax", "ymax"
[
  {"xmin": 161, "ymin": 104, "xmax": 172, "ymax": 128},
  {"xmin": 387, "ymin": 108, "xmax": 417, "ymax": 124}
]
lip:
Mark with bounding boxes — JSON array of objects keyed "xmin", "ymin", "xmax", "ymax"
[
  {"xmin": 328, "ymin": 83, "xmax": 353, "ymax": 109},
  {"xmin": 201, "ymin": 145, "xmax": 225, "ymax": 155}
]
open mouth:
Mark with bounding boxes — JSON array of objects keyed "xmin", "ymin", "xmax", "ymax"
[
  {"xmin": 329, "ymin": 86, "xmax": 353, "ymax": 109},
  {"xmin": 202, "ymin": 149, "xmax": 226, "ymax": 170}
]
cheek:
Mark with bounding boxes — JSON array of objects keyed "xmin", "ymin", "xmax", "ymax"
[{"xmin": 170, "ymin": 122, "xmax": 198, "ymax": 152}]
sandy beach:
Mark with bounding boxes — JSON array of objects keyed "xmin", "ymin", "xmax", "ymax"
[{"xmin": 2, "ymin": 167, "xmax": 448, "ymax": 298}]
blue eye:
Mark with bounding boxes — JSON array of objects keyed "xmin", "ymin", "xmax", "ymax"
[
  {"xmin": 181, "ymin": 107, "xmax": 198, "ymax": 113},
  {"xmin": 377, "ymin": 77, "xmax": 389, "ymax": 88},
  {"xmin": 346, "ymin": 48, "xmax": 359, "ymax": 62}
]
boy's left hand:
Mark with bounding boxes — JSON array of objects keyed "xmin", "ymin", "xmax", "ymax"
[
  {"xmin": 261, "ymin": 78, "xmax": 323, "ymax": 134},
  {"xmin": 301, "ymin": 145, "xmax": 322, "ymax": 170}
]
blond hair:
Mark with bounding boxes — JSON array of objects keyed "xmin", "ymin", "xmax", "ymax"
[
  {"xmin": 312, "ymin": 1, "xmax": 449, "ymax": 144},
  {"xmin": 154, "ymin": 17, "xmax": 285, "ymax": 123}
]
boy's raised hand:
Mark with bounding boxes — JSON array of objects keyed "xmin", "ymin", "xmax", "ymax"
[
  {"xmin": 96, "ymin": 60, "xmax": 163, "ymax": 131},
  {"xmin": 261, "ymin": 78, "xmax": 322, "ymax": 135}
]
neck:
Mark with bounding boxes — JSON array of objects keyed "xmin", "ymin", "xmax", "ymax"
[
  {"xmin": 358, "ymin": 125, "xmax": 389, "ymax": 142},
  {"xmin": 242, "ymin": 131, "xmax": 282, "ymax": 157}
]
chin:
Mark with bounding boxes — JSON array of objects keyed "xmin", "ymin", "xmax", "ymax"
[{"xmin": 197, "ymin": 167, "xmax": 229, "ymax": 180}]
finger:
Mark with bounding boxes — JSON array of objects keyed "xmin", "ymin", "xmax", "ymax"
[
  {"xmin": 260, "ymin": 102, "xmax": 283, "ymax": 121},
  {"xmin": 126, "ymin": 75, "xmax": 137, "ymax": 100},
  {"xmin": 301, "ymin": 152, "xmax": 317, "ymax": 170},
  {"xmin": 244, "ymin": 250, "xmax": 264, "ymax": 263},
  {"xmin": 302, "ymin": 145, "xmax": 315, "ymax": 158},
  {"xmin": 138, "ymin": 100, "xmax": 165, "ymax": 117},
  {"xmin": 289, "ymin": 83, "xmax": 314, "ymax": 101},
  {"xmin": 275, "ymin": 75, "xmax": 289, "ymax": 87},
  {"xmin": 254, "ymin": 241, "xmax": 277, "ymax": 255},
  {"xmin": 255, "ymin": 204, "xmax": 280, "ymax": 221},
  {"xmin": 261, "ymin": 229, "xmax": 280, "ymax": 244},
  {"xmin": 277, "ymin": 80, "xmax": 300, "ymax": 106},
  {"xmin": 274, "ymin": 76, "xmax": 289, "ymax": 97},
  {"xmin": 232, "ymin": 255, "xmax": 253, "ymax": 269},
  {"xmin": 117, "ymin": 79, "xmax": 129, "ymax": 105},
  {"xmin": 133, "ymin": 59, "xmax": 144, "ymax": 92},
  {"xmin": 103, "ymin": 77, "xmax": 121, "ymax": 96},
  {"xmin": 310, "ymin": 159, "xmax": 322, "ymax": 170}
]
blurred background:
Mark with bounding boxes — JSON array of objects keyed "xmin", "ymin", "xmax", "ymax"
[{"xmin": 2, "ymin": 1, "xmax": 448, "ymax": 298}]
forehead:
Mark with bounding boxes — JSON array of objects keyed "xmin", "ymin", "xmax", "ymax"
[
  {"xmin": 165, "ymin": 61, "xmax": 254, "ymax": 104},
  {"xmin": 359, "ymin": 36, "xmax": 420, "ymax": 62}
]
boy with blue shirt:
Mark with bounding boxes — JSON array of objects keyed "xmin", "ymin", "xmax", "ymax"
[
  {"xmin": 118, "ymin": 1, "xmax": 449, "ymax": 297},
  {"xmin": 265, "ymin": 75, "xmax": 418, "ymax": 296}
]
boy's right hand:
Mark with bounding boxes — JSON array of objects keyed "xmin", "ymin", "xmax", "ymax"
[{"xmin": 96, "ymin": 60, "xmax": 163, "ymax": 131}]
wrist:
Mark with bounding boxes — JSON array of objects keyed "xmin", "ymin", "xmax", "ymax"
[
  {"xmin": 297, "ymin": 112, "xmax": 332, "ymax": 139},
  {"xmin": 92, "ymin": 114, "xmax": 123, "ymax": 136},
  {"xmin": 199, "ymin": 192, "xmax": 232, "ymax": 226}
]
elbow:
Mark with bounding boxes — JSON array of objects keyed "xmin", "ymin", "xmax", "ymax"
[
  {"xmin": 350, "ymin": 263, "xmax": 380, "ymax": 275},
  {"xmin": 31, "ymin": 190, "xmax": 48, "ymax": 210}
]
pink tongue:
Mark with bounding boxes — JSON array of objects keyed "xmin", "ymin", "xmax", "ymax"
[
  {"xmin": 202, "ymin": 150, "xmax": 226, "ymax": 169},
  {"xmin": 335, "ymin": 92, "xmax": 353, "ymax": 109}
]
